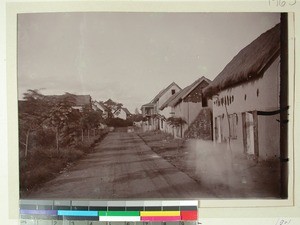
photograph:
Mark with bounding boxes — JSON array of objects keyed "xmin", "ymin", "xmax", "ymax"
[{"xmin": 17, "ymin": 12, "xmax": 288, "ymax": 199}]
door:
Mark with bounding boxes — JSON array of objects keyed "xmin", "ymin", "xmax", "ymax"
[
  {"xmin": 215, "ymin": 116, "xmax": 222, "ymax": 143},
  {"xmin": 243, "ymin": 112, "xmax": 257, "ymax": 155}
]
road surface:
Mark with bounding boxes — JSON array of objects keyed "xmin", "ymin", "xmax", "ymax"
[{"xmin": 27, "ymin": 131, "xmax": 215, "ymax": 199}]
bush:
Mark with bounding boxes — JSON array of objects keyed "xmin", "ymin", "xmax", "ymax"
[
  {"xmin": 19, "ymin": 131, "xmax": 108, "ymax": 196},
  {"xmin": 105, "ymin": 118, "xmax": 133, "ymax": 127},
  {"xmin": 34, "ymin": 129, "xmax": 56, "ymax": 147}
]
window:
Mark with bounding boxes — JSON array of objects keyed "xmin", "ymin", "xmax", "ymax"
[
  {"xmin": 229, "ymin": 113, "xmax": 238, "ymax": 139},
  {"xmin": 171, "ymin": 89, "xmax": 175, "ymax": 95}
]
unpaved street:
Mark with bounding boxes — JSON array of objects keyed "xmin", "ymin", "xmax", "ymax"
[{"xmin": 27, "ymin": 131, "xmax": 215, "ymax": 199}]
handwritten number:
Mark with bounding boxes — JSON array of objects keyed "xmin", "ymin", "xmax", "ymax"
[
  {"xmin": 276, "ymin": 219, "xmax": 292, "ymax": 225},
  {"xmin": 269, "ymin": 0, "xmax": 296, "ymax": 6},
  {"xmin": 53, "ymin": 221, "xmax": 57, "ymax": 225},
  {"xmin": 279, "ymin": 0, "xmax": 287, "ymax": 6}
]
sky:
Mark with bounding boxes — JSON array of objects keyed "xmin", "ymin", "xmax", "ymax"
[{"xmin": 17, "ymin": 12, "xmax": 280, "ymax": 113}]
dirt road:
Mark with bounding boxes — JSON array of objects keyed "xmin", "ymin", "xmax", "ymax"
[{"xmin": 27, "ymin": 131, "xmax": 215, "ymax": 199}]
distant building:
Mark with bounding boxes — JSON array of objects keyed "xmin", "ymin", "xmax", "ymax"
[
  {"xmin": 92, "ymin": 101, "xmax": 109, "ymax": 119},
  {"xmin": 204, "ymin": 24, "xmax": 281, "ymax": 160},
  {"xmin": 114, "ymin": 108, "xmax": 131, "ymax": 120},
  {"xmin": 141, "ymin": 82, "xmax": 181, "ymax": 131},
  {"xmin": 70, "ymin": 94, "xmax": 92, "ymax": 112},
  {"xmin": 160, "ymin": 76, "xmax": 211, "ymax": 137}
]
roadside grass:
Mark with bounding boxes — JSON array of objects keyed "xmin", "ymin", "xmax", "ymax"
[
  {"xmin": 19, "ymin": 131, "xmax": 108, "ymax": 197},
  {"xmin": 138, "ymin": 130, "xmax": 187, "ymax": 165},
  {"xmin": 138, "ymin": 130, "xmax": 185, "ymax": 151}
]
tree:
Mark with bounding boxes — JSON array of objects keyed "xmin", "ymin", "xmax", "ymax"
[
  {"xmin": 44, "ymin": 94, "xmax": 77, "ymax": 153},
  {"xmin": 81, "ymin": 106, "xmax": 103, "ymax": 140},
  {"xmin": 103, "ymin": 99, "xmax": 123, "ymax": 119},
  {"xmin": 19, "ymin": 113, "xmax": 40, "ymax": 158},
  {"xmin": 167, "ymin": 117, "xmax": 187, "ymax": 138},
  {"xmin": 18, "ymin": 89, "xmax": 50, "ymax": 158}
]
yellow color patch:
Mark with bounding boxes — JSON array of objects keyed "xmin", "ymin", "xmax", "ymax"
[{"xmin": 140, "ymin": 211, "xmax": 180, "ymax": 216}]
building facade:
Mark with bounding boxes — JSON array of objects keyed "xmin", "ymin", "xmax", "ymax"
[{"xmin": 204, "ymin": 24, "xmax": 281, "ymax": 160}]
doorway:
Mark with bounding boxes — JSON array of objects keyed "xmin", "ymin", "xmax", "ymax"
[
  {"xmin": 242, "ymin": 111, "xmax": 258, "ymax": 156},
  {"xmin": 215, "ymin": 116, "xmax": 222, "ymax": 143}
]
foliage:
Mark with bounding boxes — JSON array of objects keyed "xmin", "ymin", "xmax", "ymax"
[
  {"xmin": 18, "ymin": 89, "xmax": 51, "ymax": 157},
  {"xmin": 166, "ymin": 117, "xmax": 187, "ymax": 127},
  {"xmin": 80, "ymin": 106, "xmax": 104, "ymax": 140},
  {"xmin": 128, "ymin": 113, "xmax": 143, "ymax": 123},
  {"xmin": 103, "ymin": 98, "xmax": 123, "ymax": 118},
  {"xmin": 44, "ymin": 94, "xmax": 81, "ymax": 151},
  {"xmin": 19, "ymin": 130, "xmax": 108, "ymax": 194},
  {"xmin": 18, "ymin": 90, "xmax": 106, "ymax": 156},
  {"xmin": 18, "ymin": 90, "xmax": 112, "ymax": 194},
  {"xmin": 167, "ymin": 117, "xmax": 187, "ymax": 138},
  {"xmin": 106, "ymin": 118, "xmax": 133, "ymax": 127}
]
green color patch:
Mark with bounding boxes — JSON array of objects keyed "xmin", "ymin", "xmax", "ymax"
[{"xmin": 98, "ymin": 211, "xmax": 140, "ymax": 216}]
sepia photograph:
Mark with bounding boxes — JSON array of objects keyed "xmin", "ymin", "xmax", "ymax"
[{"xmin": 17, "ymin": 12, "xmax": 289, "ymax": 199}]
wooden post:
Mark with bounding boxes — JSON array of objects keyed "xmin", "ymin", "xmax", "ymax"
[
  {"xmin": 56, "ymin": 127, "xmax": 59, "ymax": 154},
  {"xmin": 24, "ymin": 130, "xmax": 30, "ymax": 158},
  {"xmin": 253, "ymin": 110, "xmax": 259, "ymax": 159},
  {"xmin": 280, "ymin": 13, "xmax": 289, "ymax": 199}
]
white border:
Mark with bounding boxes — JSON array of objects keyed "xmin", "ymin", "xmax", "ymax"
[{"xmin": 2, "ymin": 1, "xmax": 300, "ymax": 223}]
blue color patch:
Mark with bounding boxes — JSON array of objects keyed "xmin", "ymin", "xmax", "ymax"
[{"xmin": 57, "ymin": 210, "xmax": 98, "ymax": 217}]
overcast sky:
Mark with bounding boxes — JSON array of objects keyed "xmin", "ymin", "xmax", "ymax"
[{"xmin": 18, "ymin": 12, "xmax": 280, "ymax": 112}]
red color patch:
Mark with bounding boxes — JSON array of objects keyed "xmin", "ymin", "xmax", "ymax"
[{"xmin": 180, "ymin": 211, "xmax": 198, "ymax": 221}]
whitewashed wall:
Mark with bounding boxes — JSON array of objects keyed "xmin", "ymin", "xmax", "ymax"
[
  {"xmin": 212, "ymin": 56, "xmax": 280, "ymax": 160},
  {"xmin": 156, "ymin": 84, "xmax": 181, "ymax": 111}
]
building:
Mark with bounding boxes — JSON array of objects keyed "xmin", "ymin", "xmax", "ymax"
[
  {"xmin": 114, "ymin": 108, "xmax": 131, "ymax": 120},
  {"xmin": 160, "ymin": 76, "xmax": 212, "ymax": 138},
  {"xmin": 203, "ymin": 24, "xmax": 281, "ymax": 160},
  {"xmin": 141, "ymin": 82, "xmax": 181, "ymax": 131},
  {"xmin": 70, "ymin": 94, "xmax": 92, "ymax": 112},
  {"xmin": 92, "ymin": 101, "xmax": 109, "ymax": 119}
]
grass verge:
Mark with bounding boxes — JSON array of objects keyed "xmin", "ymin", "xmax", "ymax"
[{"xmin": 19, "ymin": 131, "xmax": 108, "ymax": 197}]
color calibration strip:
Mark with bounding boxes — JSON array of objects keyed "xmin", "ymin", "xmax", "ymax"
[{"xmin": 20, "ymin": 200, "xmax": 198, "ymax": 222}]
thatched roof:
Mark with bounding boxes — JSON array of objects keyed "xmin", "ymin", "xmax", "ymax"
[
  {"xmin": 203, "ymin": 23, "xmax": 280, "ymax": 97},
  {"xmin": 160, "ymin": 76, "xmax": 211, "ymax": 110}
]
